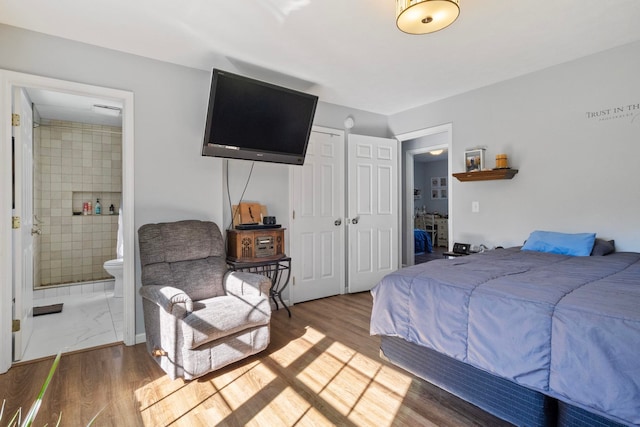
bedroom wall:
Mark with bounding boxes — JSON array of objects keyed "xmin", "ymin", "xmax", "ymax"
[
  {"xmin": 0, "ymin": 24, "xmax": 390, "ymax": 334},
  {"xmin": 389, "ymin": 40, "xmax": 640, "ymax": 252},
  {"xmin": 7, "ymin": 21, "xmax": 636, "ymax": 339}
]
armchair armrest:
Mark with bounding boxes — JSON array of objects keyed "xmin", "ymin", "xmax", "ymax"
[
  {"xmin": 139, "ymin": 285, "xmax": 193, "ymax": 318},
  {"xmin": 225, "ymin": 271, "xmax": 271, "ymax": 298}
]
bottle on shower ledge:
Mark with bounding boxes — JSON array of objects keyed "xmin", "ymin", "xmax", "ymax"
[
  {"xmin": 95, "ymin": 198, "xmax": 101, "ymax": 215},
  {"xmin": 109, "ymin": 204, "xmax": 115, "ymax": 215}
]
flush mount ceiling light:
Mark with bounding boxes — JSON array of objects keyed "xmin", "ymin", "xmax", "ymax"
[
  {"xmin": 396, "ymin": 0, "xmax": 460, "ymax": 35},
  {"xmin": 92, "ymin": 104, "xmax": 122, "ymax": 117},
  {"xmin": 429, "ymin": 149, "xmax": 444, "ymax": 155}
]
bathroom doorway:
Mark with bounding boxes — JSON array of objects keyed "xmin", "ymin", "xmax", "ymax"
[
  {"xmin": 26, "ymin": 88, "xmax": 123, "ymax": 361},
  {"xmin": 0, "ymin": 71, "xmax": 135, "ymax": 371}
]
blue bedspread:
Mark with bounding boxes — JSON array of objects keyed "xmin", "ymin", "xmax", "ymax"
[
  {"xmin": 414, "ymin": 229, "xmax": 432, "ymax": 253},
  {"xmin": 370, "ymin": 247, "xmax": 640, "ymax": 426}
]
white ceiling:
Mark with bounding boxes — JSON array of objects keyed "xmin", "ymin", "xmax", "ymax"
[
  {"xmin": 27, "ymin": 89, "xmax": 123, "ymax": 127},
  {"xmin": 2, "ymin": 0, "xmax": 640, "ymax": 117}
]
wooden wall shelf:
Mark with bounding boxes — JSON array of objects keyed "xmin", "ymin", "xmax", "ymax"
[{"xmin": 453, "ymin": 169, "xmax": 518, "ymax": 182}]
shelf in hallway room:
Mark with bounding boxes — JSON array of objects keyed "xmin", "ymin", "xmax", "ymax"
[{"xmin": 453, "ymin": 169, "xmax": 518, "ymax": 182}]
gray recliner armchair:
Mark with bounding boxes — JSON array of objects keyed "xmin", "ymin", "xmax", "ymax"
[{"xmin": 138, "ymin": 220, "xmax": 272, "ymax": 380}]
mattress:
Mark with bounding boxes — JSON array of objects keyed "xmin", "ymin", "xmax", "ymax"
[{"xmin": 370, "ymin": 248, "xmax": 640, "ymax": 426}]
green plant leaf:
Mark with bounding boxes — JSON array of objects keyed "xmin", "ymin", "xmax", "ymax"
[{"xmin": 21, "ymin": 351, "xmax": 62, "ymax": 427}]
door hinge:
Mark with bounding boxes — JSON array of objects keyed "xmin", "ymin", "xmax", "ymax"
[
  {"xmin": 12, "ymin": 216, "xmax": 21, "ymax": 229},
  {"xmin": 12, "ymin": 319, "xmax": 20, "ymax": 332},
  {"xmin": 292, "ymin": 276, "xmax": 296, "ymax": 286},
  {"xmin": 11, "ymin": 113, "xmax": 20, "ymax": 126},
  {"xmin": 292, "ymin": 210, "xmax": 295, "ymax": 220}
]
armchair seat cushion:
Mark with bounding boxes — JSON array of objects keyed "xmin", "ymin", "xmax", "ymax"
[{"xmin": 182, "ymin": 295, "xmax": 271, "ymax": 350}]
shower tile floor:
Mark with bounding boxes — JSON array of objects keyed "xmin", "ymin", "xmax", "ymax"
[{"xmin": 21, "ymin": 281, "xmax": 123, "ymax": 362}]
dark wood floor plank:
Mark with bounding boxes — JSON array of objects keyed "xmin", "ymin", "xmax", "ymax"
[{"xmin": 0, "ymin": 292, "xmax": 511, "ymax": 426}]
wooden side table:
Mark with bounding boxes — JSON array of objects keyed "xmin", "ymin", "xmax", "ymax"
[{"xmin": 227, "ymin": 256, "xmax": 292, "ymax": 317}]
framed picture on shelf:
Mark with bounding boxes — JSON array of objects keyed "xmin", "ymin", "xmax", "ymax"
[{"xmin": 465, "ymin": 149, "xmax": 485, "ymax": 172}]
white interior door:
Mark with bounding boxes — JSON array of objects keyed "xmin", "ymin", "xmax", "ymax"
[
  {"xmin": 290, "ymin": 127, "xmax": 345, "ymax": 303},
  {"xmin": 12, "ymin": 87, "xmax": 34, "ymax": 361},
  {"xmin": 347, "ymin": 134, "xmax": 399, "ymax": 293}
]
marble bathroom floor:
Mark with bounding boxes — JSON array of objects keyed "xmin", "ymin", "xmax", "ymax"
[{"xmin": 21, "ymin": 288, "xmax": 123, "ymax": 362}]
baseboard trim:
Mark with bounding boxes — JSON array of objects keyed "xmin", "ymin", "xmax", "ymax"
[{"xmin": 135, "ymin": 333, "xmax": 146, "ymax": 344}]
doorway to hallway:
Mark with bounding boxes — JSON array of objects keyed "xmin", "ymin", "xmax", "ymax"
[{"xmin": 396, "ymin": 123, "xmax": 453, "ymax": 267}]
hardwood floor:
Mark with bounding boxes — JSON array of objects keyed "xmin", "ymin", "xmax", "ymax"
[{"xmin": 0, "ymin": 293, "xmax": 511, "ymax": 426}]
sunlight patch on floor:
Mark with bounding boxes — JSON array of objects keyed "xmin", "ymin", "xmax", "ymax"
[
  {"xmin": 136, "ymin": 325, "xmax": 414, "ymax": 426},
  {"xmin": 290, "ymin": 326, "xmax": 413, "ymax": 424},
  {"xmin": 301, "ymin": 324, "xmax": 326, "ymax": 344}
]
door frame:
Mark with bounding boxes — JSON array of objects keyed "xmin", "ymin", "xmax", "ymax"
[
  {"xmin": 396, "ymin": 123, "xmax": 453, "ymax": 266},
  {"xmin": 0, "ymin": 70, "xmax": 136, "ymax": 373}
]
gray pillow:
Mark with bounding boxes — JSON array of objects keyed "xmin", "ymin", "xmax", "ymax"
[{"xmin": 590, "ymin": 239, "xmax": 615, "ymax": 256}]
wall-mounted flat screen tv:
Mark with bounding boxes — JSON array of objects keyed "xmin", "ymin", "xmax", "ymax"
[{"xmin": 202, "ymin": 69, "xmax": 318, "ymax": 165}]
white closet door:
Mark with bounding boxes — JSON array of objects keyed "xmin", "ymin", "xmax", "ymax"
[
  {"xmin": 347, "ymin": 134, "xmax": 399, "ymax": 293},
  {"xmin": 290, "ymin": 127, "xmax": 345, "ymax": 303}
]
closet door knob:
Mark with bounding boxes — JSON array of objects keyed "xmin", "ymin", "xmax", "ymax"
[{"xmin": 334, "ymin": 218, "xmax": 342, "ymax": 226}]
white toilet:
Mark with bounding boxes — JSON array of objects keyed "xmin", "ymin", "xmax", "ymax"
[
  {"xmin": 104, "ymin": 258, "xmax": 124, "ymax": 298},
  {"xmin": 104, "ymin": 204, "xmax": 124, "ymax": 298}
]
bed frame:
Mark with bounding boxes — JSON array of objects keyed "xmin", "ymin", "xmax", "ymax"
[{"xmin": 379, "ymin": 336, "xmax": 627, "ymax": 427}]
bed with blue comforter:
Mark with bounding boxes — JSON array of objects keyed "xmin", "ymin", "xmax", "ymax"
[{"xmin": 370, "ymin": 246, "xmax": 640, "ymax": 426}]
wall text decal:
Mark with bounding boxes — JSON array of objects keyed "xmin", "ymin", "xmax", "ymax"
[{"xmin": 586, "ymin": 102, "xmax": 639, "ymax": 123}]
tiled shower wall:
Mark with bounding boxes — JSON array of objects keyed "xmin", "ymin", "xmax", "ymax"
[{"xmin": 35, "ymin": 120, "xmax": 122, "ymax": 287}]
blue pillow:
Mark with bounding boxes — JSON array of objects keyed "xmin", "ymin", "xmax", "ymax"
[{"xmin": 521, "ymin": 230, "xmax": 596, "ymax": 257}]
